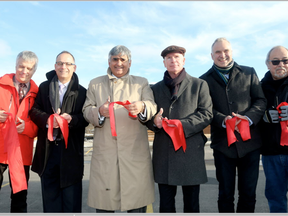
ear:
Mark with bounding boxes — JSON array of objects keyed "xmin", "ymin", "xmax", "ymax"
[{"xmin": 73, "ymin": 65, "xmax": 77, "ymax": 72}]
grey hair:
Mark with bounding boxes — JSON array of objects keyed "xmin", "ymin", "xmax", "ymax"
[
  {"xmin": 56, "ymin": 50, "xmax": 75, "ymax": 63},
  {"xmin": 16, "ymin": 51, "xmax": 38, "ymax": 73},
  {"xmin": 211, "ymin": 37, "xmax": 231, "ymax": 51},
  {"xmin": 108, "ymin": 45, "xmax": 131, "ymax": 62},
  {"xmin": 265, "ymin": 45, "xmax": 288, "ymax": 66}
]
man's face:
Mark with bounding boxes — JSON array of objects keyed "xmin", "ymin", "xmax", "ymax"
[
  {"xmin": 211, "ymin": 40, "xmax": 233, "ymax": 67},
  {"xmin": 15, "ymin": 58, "xmax": 36, "ymax": 83},
  {"xmin": 55, "ymin": 53, "xmax": 76, "ymax": 83},
  {"xmin": 163, "ymin": 52, "xmax": 185, "ymax": 76},
  {"xmin": 108, "ymin": 54, "xmax": 131, "ymax": 78},
  {"xmin": 267, "ymin": 47, "xmax": 288, "ymax": 80}
]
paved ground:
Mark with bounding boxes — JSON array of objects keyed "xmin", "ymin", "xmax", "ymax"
[{"xmin": 0, "ymin": 139, "xmax": 271, "ymax": 214}]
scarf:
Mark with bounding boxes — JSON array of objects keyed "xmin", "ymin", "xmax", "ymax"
[
  {"xmin": 49, "ymin": 75, "xmax": 61, "ymax": 113},
  {"xmin": 213, "ymin": 60, "xmax": 235, "ymax": 84},
  {"xmin": 163, "ymin": 68, "xmax": 186, "ymax": 100}
]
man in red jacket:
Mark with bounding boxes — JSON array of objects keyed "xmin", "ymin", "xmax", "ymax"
[{"xmin": 0, "ymin": 51, "xmax": 38, "ymax": 212}]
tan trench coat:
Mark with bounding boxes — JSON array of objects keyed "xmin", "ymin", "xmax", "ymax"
[{"xmin": 82, "ymin": 68, "xmax": 157, "ymax": 211}]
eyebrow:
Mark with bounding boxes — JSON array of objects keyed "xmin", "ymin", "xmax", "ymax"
[{"xmin": 113, "ymin": 57, "xmax": 127, "ymax": 61}]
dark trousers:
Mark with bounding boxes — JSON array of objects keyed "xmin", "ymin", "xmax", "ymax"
[
  {"xmin": 0, "ymin": 163, "xmax": 30, "ymax": 213},
  {"xmin": 96, "ymin": 206, "xmax": 147, "ymax": 213},
  {"xmin": 41, "ymin": 141, "xmax": 82, "ymax": 212},
  {"xmin": 158, "ymin": 183, "xmax": 200, "ymax": 213},
  {"xmin": 214, "ymin": 149, "xmax": 260, "ymax": 213}
]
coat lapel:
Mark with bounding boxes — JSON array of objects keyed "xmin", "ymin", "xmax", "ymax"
[
  {"xmin": 159, "ymin": 80, "xmax": 172, "ymax": 99},
  {"xmin": 177, "ymin": 75, "xmax": 189, "ymax": 97}
]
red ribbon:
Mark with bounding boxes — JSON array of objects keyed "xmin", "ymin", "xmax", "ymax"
[
  {"xmin": 162, "ymin": 119, "xmax": 186, "ymax": 152},
  {"xmin": 2, "ymin": 113, "xmax": 27, "ymax": 194},
  {"xmin": 109, "ymin": 101, "xmax": 137, "ymax": 137},
  {"xmin": 276, "ymin": 102, "xmax": 288, "ymax": 146},
  {"xmin": 47, "ymin": 114, "xmax": 69, "ymax": 148},
  {"xmin": 226, "ymin": 117, "xmax": 251, "ymax": 147}
]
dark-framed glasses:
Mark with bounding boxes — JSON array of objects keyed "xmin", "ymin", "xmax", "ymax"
[
  {"xmin": 56, "ymin": 61, "xmax": 75, "ymax": 66},
  {"xmin": 269, "ymin": 59, "xmax": 288, "ymax": 66}
]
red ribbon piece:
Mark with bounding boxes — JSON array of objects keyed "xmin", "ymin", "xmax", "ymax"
[
  {"xmin": 2, "ymin": 113, "xmax": 27, "ymax": 194},
  {"xmin": 162, "ymin": 119, "xmax": 186, "ymax": 152},
  {"xmin": 109, "ymin": 101, "xmax": 137, "ymax": 137},
  {"xmin": 276, "ymin": 102, "xmax": 288, "ymax": 146},
  {"xmin": 226, "ymin": 117, "xmax": 251, "ymax": 147},
  {"xmin": 47, "ymin": 114, "xmax": 69, "ymax": 148}
]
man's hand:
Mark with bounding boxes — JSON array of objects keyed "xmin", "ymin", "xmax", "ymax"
[
  {"xmin": 0, "ymin": 110, "xmax": 8, "ymax": 123},
  {"xmin": 154, "ymin": 108, "xmax": 164, "ymax": 129},
  {"xmin": 232, "ymin": 112, "xmax": 249, "ymax": 133},
  {"xmin": 126, "ymin": 101, "xmax": 144, "ymax": 116},
  {"xmin": 280, "ymin": 106, "xmax": 288, "ymax": 121},
  {"xmin": 16, "ymin": 117, "xmax": 25, "ymax": 133},
  {"xmin": 99, "ymin": 96, "xmax": 110, "ymax": 118},
  {"xmin": 224, "ymin": 115, "xmax": 233, "ymax": 125},
  {"xmin": 61, "ymin": 113, "xmax": 72, "ymax": 123},
  {"xmin": 47, "ymin": 108, "xmax": 61, "ymax": 128}
]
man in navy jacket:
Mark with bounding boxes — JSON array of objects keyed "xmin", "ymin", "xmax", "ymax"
[{"xmin": 200, "ymin": 38, "xmax": 266, "ymax": 213}]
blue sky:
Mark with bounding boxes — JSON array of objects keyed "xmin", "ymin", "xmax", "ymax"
[{"xmin": 1, "ymin": 1, "xmax": 288, "ymax": 88}]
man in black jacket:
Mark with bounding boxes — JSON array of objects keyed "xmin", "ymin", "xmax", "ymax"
[
  {"xmin": 30, "ymin": 51, "xmax": 88, "ymax": 212},
  {"xmin": 200, "ymin": 38, "xmax": 266, "ymax": 213},
  {"xmin": 260, "ymin": 45, "xmax": 288, "ymax": 213}
]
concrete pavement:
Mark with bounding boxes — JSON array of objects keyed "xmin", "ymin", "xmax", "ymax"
[{"xmin": 0, "ymin": 139, "xmax": 271, "ymax": 213}]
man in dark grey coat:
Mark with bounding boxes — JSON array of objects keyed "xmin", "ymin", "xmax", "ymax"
[
  {"xmin": 200, "ymin": 38, "xmax": 266, "ymax": 213},
  {"xmin": 146, "ymin": 45, "xmax": 213, "ymax": 213}
]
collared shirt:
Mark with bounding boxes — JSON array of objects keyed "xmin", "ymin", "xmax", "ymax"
[
  {"xmin": 13, "ymin": 76, "xmax": 30, "ymax": 98},
  {"xmin": 58, "ymin": 80, "xmax": 70, "ymax": 105}
]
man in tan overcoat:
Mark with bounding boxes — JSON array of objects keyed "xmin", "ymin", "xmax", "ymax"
[{"xmin": 82, "ymin": 45, "xmax": 157, "ymax": 213}]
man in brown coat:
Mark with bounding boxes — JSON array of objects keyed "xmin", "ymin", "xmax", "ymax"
[{"xmin": 82, "ymin": 45, "xmax": 157, "ymax": 213}]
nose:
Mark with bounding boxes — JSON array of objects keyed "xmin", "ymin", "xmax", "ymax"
[
  {"xmin": 278, "ymin": 61, "xmax": 284, "ymax": 66},
  {"xmin": 220, "ymin": 52, "xmax": 225, "ymax": 58},
  {"xmin": 61, "ymin": 63, "xmax": 68, "ymax": 68},
  {"xmin": 116, "ymin": 59, "xmax": 122, "ymax": 65},
  {"xmin": 22, "ymin": 67, "xmax": 29, "ymax": 74}
]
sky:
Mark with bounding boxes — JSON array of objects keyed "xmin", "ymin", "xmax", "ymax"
[{"xmin": 1, "ymin": 1, "xmax": 288, "ymax": 88}]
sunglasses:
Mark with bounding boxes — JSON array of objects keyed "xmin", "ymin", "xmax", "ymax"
[{"xmin": 269, "ymin": 59, "xmax": 288, "ymax": 66}]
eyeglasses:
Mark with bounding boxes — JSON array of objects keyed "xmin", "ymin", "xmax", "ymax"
[
  {"xmin": 269, "ymin": 59, "xmax": 288, "ymax": 66},
  {"xmin": 56, "ymin": 61, "xmax": 75, "ymax": 66}
]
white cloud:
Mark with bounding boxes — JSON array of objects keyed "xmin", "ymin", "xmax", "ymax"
[
  {"xmin": 0, "ymin": 39, "xmax": 12, "ymax": 57},
  {"xmin": 28, "ymin": 1, "xmax": 40, "ymax": 6}
]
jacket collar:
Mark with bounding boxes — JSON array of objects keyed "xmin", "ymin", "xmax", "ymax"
[
  {"xmin": 107, "ymin": 67, "xmax": 130, "ymax": 80},
  {"xmin": 0, "ymin": 73, "xmax": 38, "ymax": 96},
  {"xmin": 208, "ymin": 61, "xmax": 242, "ymax": 85},
  {"xmin": 159, "ymin": 72, "xmax": 190, "ymax": 100},
  {"xmin": 0, "ymin": 73, "xmax": 16, "ymax": 87},
  {"xmin": 46, "ymin": 70, "xmax": 79, "ymax": 92}
]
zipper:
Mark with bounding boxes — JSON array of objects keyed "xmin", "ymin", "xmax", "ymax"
[
  {"xmin": 27, "ymin": 98, "xmax": 31, "ymax": 118},
  {"xmin": 8, "ymin": 94, "xmax": 12, "ymax": 113}
]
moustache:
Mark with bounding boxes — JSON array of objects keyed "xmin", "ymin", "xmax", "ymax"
[{"xmin": 276, "ymin": 67, "xmax": 287, "ymax": 72}]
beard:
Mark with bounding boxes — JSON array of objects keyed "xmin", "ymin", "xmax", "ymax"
[{"xmin": 273, "ymin": 67, "xmax": 288, "ymax": 80}]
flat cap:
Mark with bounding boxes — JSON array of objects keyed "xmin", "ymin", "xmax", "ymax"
[{"xmin": 161, "ymin": 45, "xmax": 186, "ymax": 58}]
